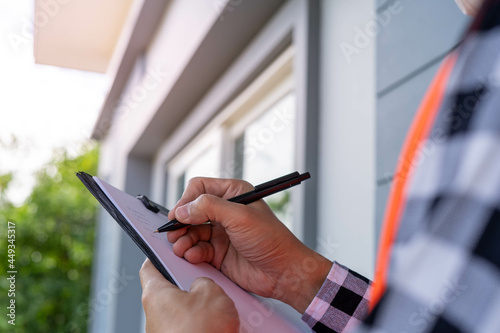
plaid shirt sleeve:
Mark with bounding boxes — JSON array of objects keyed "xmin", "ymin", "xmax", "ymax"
[{"xmin": 301, "ymin": 262, "xmax": 372, "ymax": 332}]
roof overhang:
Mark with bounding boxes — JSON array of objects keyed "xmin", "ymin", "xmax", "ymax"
[
  {"xmin": 90, "ymin": 0, "xmax": 170, "ymax": 140},
  {"xmin": 33, "ymin": 0, "xmax": 135, "ymax": 73},
  {"xmin": 91, "ymin": 0, "xmax": 285, "ymax": 144}
]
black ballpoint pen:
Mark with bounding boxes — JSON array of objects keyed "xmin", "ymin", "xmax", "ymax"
[{"xmin": 153, "ymin": 171, "xmax": 311, "ymax": 233}]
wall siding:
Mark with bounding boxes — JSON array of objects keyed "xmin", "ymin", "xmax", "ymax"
[
  {"xmin": 375, "ymin": 0, "xmax": 471, "ymax": 241},
  {"xmin": 377, "ymin": 0, "xmax": 470, "ymax": 93}
]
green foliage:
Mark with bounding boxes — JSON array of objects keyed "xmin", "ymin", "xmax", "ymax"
[
  {"xmin": 0, "ymin": 143, "xmax": 99, "ymax": 333},
  {"xmin": 0, "ymin": 172, "xmax": 13, "ymax": 204},
  {"xmin": 266, "ymin": 190, "xmax": 290, "ymax": 215},
  {"xmin": 266, "ymin": 190, "xmax": 292, "ymax": 228}
]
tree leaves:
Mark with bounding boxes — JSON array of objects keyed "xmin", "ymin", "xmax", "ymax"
[{"xmin": 0, "ymin": 143, "xmax": 99, "ymax": 333}]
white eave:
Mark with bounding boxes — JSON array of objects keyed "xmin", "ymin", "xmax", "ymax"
[
  {"xmin": 33, "ymin": 0, "xmax": 136, "ymax": 73},
  {"xmin": 90, "ymin": 0, "xmax": 171, "ymax": 140}
]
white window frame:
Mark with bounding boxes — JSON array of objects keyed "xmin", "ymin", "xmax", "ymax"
[
  {"xmin": 218, "ymin": 47, "xmax": 295, "ymax": 179},
  {"xmin": 152, "ymin": 0, "xmax": 321, "ymax": 246},
  {"xmin": 165, "ymin": 129, "xmax": 222, "ymax": 207},
  {"xmin": 164, "ymin": 47, "xmax": 298, "ymax": 228}
]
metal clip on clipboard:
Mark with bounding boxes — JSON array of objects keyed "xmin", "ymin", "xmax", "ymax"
[{"xmin": 136, "ymin": 195, "xmax": 170, "ymax": 219}]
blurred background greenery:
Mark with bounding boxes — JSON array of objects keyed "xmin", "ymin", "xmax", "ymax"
[{"xmin": 0, "ymin": 143, "xmax": 99, "ymax": 333}]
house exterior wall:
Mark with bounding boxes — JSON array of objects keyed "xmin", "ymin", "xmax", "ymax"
[
  {"xmin": 317, "ymin": 0, "xmax": 376, "ymax": 278},
  {"xmin": 89, "ymin": 2, "xmax": 226, "ymax": 332},
  {"xmin": 89, "ymin": 1, "xmax": 472, "ymax": 332},
  {"xmin": 375, "ymin": 0, "xmax": 471, "ymax": 242}
]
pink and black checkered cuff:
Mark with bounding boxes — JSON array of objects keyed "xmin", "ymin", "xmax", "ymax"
[{"xmin": 301, "ymin": 261, "xmax": 372, "ymax": 333}]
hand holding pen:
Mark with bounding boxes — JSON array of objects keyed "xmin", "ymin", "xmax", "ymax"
[
  {"xmin": 155, "ymin": 171, "xmax": 310, "ymax": 233},
  {"xmin": 164, "ymin": 173, "xmax": 332, "ymax": 314}
]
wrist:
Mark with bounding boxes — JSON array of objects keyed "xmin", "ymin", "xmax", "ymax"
[{"xmin": 275, "ymin": 248, "xmax": 332, "ymax": 313}]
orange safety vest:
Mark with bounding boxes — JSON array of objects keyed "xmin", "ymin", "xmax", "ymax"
[{"xmin": 371, "ymin": 54, "xmax": 457, "ymax": 309}]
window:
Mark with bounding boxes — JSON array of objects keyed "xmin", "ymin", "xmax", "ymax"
[
  {"xmin": 166, "ymin": 130, "xmax": 221, "ymax": 207},
  {"xmin": 166, "ymin": 47, "xmax": 297, "ymax": 231},
  {"xmin": 231, "ymin": 93, "xmax": 296, "ymax": 228}
]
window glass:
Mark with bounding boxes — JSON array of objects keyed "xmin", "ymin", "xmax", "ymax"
[
  {"xmin": 166, "ymin": 48, "xmax": 296, "ymax": 229},
  {"xmin": 234, "ymin": 93, "xmax": 296, "ymax": 229},
  {"xmin": 175, "ymin": 145, "xmax": 219, "ymax": 200}
]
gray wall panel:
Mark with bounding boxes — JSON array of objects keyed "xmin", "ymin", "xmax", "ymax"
[
  {"xmin": 377, "ymin": 61, "xmax": 440, "ymax": 181},
  {"xmin": 375, "ymin": 0, "xmax": 471, "ymax": 246},
  {"xmin": 375, "ymin": 181, "xmax": 391, "ymax": 246},
  {"xmin": 113, "ymin": 156, "xmax": 152, "ymax": 333},
  {"xmin": 377, "ymin": 0, "xmax": 388, "ymax": 10},
  {"xmin": 377, "ymin": 0, "xmax": 470, "ymax": 94}
]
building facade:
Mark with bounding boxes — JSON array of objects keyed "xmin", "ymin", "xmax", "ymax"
[{"xmin": 88, "ymin": 1, "xmax": 470, "ymax": 332}]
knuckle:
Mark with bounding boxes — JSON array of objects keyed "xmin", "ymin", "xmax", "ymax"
[
  {"xmin": 139, "ymin": 260, "xmax": 150, "ymax": 282},
  {"xmin": 195, "ymin": 277, "xmax": 214, "ymax": 287},
  {"xmin": 191, "ymin": 277, "xmax": 218, "ymax": 293},
  {"xmin": 197, "ymin": 194, "xmax": 215, "ymax": 208},
  {"xmin": 139, "ymin": 265, "xmax": 145, "ymax": 279},
  {"xmin": 186, "ymin": 177, "xmax": 204, "ymax": 189},
  {"xmin": 234, "ymin": 179, "xmax": 254, "ymax": 192},
  {"xmin": 141, "ymin": 284, "xmax": 153, "ymax": 308}
]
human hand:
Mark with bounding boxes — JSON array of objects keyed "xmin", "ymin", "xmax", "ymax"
[
  {"xmin": 140, "ymin": 259, "xmax": 239, "ymax": 333},
  {"xmin": 166, "ymin": 177, "xmax": 332, "ymax": 313}
]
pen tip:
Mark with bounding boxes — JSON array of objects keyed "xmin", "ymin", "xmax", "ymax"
[{"xmin": 153, "ymin": 230, "xmax": 158, "ymax": 233}]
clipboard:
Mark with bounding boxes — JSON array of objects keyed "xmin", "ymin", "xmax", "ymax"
[{"xmin": 77, "ymin": 171, "xmax": 311, "ymax": 332}]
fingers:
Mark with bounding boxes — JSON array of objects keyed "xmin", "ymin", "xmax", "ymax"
[
  {"xmin": 171, "ymin": 224, "xmax": 212, "ymax": 257},
  {"xmin": 189, "ymin": 277, "xmax": 238, "ymax": 322},
  {"xmin": 141, "ymin": 259, "xmax": 226, "ymax": 296},
  {"xmin": 140, "ymin": 260, "xmax": 239, "ymax": 333},
  {"xmin": 168, "ymin": 224, "xmax": 211, "ymax": 244},
  {"xmin": 140, "ymin": 259, "xmax": 180, "ymax": 310},
  {"xmin": 167, "ymin": 177, "xmax": 254, "ymax": 220},
  {"xmin": 166, "ymin": 227, "xmax": 188, "ymax": 243},
  {"xmin": 140, "ymin": 259, "xmax": 227, "ymax": 299},
  {"xmin": 168, "ymin": 224, "xmax": 229, "ymax": 268},
  {"xmin": 190, "ymin": 277, "xmax": 225, "ymax": 296},
  {"xmin": 140, "ymin": 258, "xmax": 161, "ymax": 289},
  {"xmin": 184, "ymin": 241, "xmax": 215, "ymax": 263},
  {"xmin": 139, "ymin": 259, "xmax": 175, "ymax": 290},
  {"xmin": 174, "ymin": 194, "xmax": 256, "ymax": 230}
]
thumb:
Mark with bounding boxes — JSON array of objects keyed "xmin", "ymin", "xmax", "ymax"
[
  {"xmin": 174, "ymin": 194, "xmax": 254, "ymax": 229},
  {"xmin": 190, "ymin": 277, "xmax": 230, "ymax": 300},
  {"xmin": 190, "ymin": 277, "xmax": 219, "ymax": 293},
  {"xmin": 140, "ymin": 259, "xmax": 177, "ymax": 291}
]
